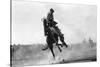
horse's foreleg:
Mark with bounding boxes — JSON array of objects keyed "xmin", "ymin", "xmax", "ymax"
[
  {"xmin": 56, "ymin": 42, "xmax": 62, "ymax": 52},
  {"xmin": 57, "ymin": 45, "xmax": 62, "ymax": 52},
  {"xmin": 63, "ymin": 42, "xmax": 68, "ymax": 48},
  {"xmin": 60, "ymin": 36, "xmax": 68, "ymax": 48}
]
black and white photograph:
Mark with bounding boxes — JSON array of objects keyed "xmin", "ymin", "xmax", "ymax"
[{"xmin": 10, "ymin": 0, "xmax": 97, "ymax": 67}]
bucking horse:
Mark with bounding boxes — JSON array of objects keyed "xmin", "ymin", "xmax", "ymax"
[{"xmin": 42, "ymin": 18, "xmax": 68, "ymax": 58}]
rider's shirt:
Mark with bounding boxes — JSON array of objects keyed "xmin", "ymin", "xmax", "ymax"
[{"xmin": 47, "ymin": 12, "xmax": 54, "ymax": 21}]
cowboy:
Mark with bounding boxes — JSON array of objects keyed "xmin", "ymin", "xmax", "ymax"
[
  {"xmin": 47, "ymin": 8, "xmax": 57, "ymax": 27},
  {"xmin": 42, "ymin": 8, "xmax": 68, "ymax": 51},
  {"xmin": 47, "ymin": 8, "xmax": 68, "ymax": 48}
]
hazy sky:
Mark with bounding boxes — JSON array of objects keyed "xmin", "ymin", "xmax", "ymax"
[{"xmin": 12, "ymin": 0, "xmax": 97, "ymax": 44}]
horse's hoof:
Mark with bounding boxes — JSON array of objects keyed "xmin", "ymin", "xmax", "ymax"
[
  {"xmin": 64, "ymin": 44, "xmax": 68, "ymax": 48},
  {"xmin": 61, "ymin": 45, "xmax": 63, "ymax": 47},
  {"xmin": 65, "ymin": 45, "xmax": 68, "ymax": 48},
  {"xmin": 60, "ymin": 50, "xmax": 62, "ymax": 52}
]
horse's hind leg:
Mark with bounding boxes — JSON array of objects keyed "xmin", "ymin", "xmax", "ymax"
[
  {"xmin": 47, "ymin": 37, "xmax": 55, "ymax": 58},
  {"xmin": 50, "ymin": 46, "xmax": 55, "ymax": 58}
]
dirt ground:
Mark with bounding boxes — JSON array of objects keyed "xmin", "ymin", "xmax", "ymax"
[{"xmin": 11, "ymin": 40, "xmax": 96, "ymax": 67}]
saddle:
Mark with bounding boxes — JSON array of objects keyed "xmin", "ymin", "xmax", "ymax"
[{"xmin": 49, "ymin": 26, "xmax": 63, "ymax": 37}]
